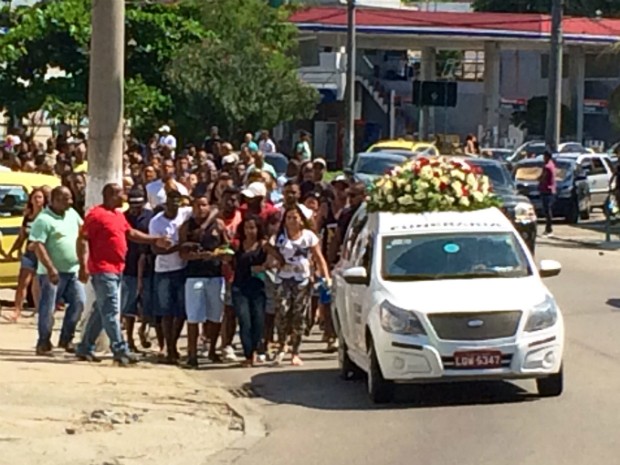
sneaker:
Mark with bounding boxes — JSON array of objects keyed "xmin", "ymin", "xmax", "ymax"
[
  {"xmin": 76, "ymin": 352, "xmax": 102, "ymax": 363},
  {"xmin": 257, "ymin": 354, "xmax": 267, "ymax": 364},
  {"xmin": 273, "ymin": 351, "xmax": 286, "ymax": 366},
  {"xmin": 183, "ymin": 357, "xmax": 199, "ymax": 370},
  {"xmin": 113, "ymin": 352, "xmax": 140, "ymax": 367},
  {"xmin": 222, "ymin": 345, "xmax": 238, "ymax": 362},
  {"xmin": 35, "ymin": 345, "xmax": 54, "ymax": 357},
  {"xmin": 58, "ymin": 340, "xmax": 76, "ymax": 354}
]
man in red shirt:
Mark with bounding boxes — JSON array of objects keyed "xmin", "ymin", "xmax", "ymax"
[{"xmin": 76, "ymin": 183, "xmax": 171, "ymax": 366}]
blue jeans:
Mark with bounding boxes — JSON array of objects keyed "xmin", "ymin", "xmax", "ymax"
[
  {"xmin": 155, "ymin": 270, "xmax": 186, "ymax": 318},
  {"xmin": 37, "ymin": 272, "xmax": 85, "ymax": 348},
  {"xmin": 77, "ymin": 273, "xmax": 127, "ymax": 357},
  {"xmin": 232, "ymin": 286, "xmax": 266, "ymax": 359},
  {"xmin": 541, "ymin": 193, "xmax": 556, "ymax": 233},
  {"xmin": 121, "ymin": 275, "xmax": 139, "ymax": 317}
]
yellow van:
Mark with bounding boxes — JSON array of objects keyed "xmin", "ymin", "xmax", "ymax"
[
  {"xmin": 0, "ymin": 172, "xmax": 61, "ymax": 288},
  {"xmin": 367, "ymin": 139, "xmax": 439, "ymax": 157}
]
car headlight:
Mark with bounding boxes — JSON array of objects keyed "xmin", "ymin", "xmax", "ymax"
[
  {"xmin": 524, "ymin": 296, "xmax": 558, "ymax": 332},
  {"xmin": 514, "ymin": 202, "xmax": 537, "ymax": 223},
  {"xmin": 379, "ymin": 300, "xmax": 426, "ymax": 336}
]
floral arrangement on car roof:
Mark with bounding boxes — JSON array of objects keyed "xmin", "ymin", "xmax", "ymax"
[{"xmin": 367, "ymin": 156, "xmax": 502, "ymax": 213}]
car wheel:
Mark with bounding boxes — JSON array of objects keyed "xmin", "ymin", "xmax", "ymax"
[
  {"xmin": 565, "ymin": 199, "xmax": 579, "ymax": 224},
  {"xmin": 338, "ymin": 330, "xmax": 363, "ymax": 381},
  {"xmin": 536, "ymin": 365, "xmax": 563, "ymax": 398},
  {"xmin": 367, "ymin": 340, "xmax": 394, "ymax": 404}
]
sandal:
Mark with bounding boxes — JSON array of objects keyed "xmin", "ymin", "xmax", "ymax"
[{"xmin": 291, "ymin": 355, "xmax": 304, "ymax": 367}]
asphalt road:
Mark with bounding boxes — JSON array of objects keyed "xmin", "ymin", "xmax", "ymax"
[{"xmin": 193, "ymin": 241, "xmax": 620, "ymax": 465}]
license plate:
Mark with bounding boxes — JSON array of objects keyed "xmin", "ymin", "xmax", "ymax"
[{"xmin": 454, "ymin": 351, "xmax": 502, "ymax": 368}]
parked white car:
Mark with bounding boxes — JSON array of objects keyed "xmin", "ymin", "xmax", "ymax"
[
  {"xmin": 558, "ymin": 153, "xmax": 615, "ymax": 209},
  {"xmin": 332, "ymin": 206, "xmax": 564, "ymax": 403}
]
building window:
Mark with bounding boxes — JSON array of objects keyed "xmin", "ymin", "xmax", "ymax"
[
  {"xmin": 441, "ymin": 51, "xmax": 485, "ymax": 82},
  {"xmin": 585, "ymin": 54, "xmax": 620, "ymax": 79}
]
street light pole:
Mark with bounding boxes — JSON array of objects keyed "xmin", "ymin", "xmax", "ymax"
[
  {"xmin": 344, "ymin": 0, "xmax": 356, "ymax": 169},
  {"xmin": 86, "ymin": 0, "xmax": 125, "ymax": 352},
  {"xmin": 545, "ymin": 0, "xmax": 564, "ymax": 152}
]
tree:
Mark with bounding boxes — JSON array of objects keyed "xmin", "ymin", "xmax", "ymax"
[
  {"xmin": 166, "ymin": 0, "xmax": 319, "ymax": 143},
  {"xmin": 473, "ymin": 0, "xmax": 620, "ymax": 17},
  {"xmin": 0, "ymin": 0, "xmax": 205, "ymax": 138},
  {"xmin": 511, "ymin": 96, "xmax": 574, "ymax": 137}
]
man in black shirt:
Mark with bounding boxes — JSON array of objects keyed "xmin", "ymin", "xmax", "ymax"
[
  {"xmin": 121, "ymin": 188, "xmax": 158, "ymax": 353},
  {"xmin": 328, "ymin": 182, "xmax": 365, "ymax": 265}
]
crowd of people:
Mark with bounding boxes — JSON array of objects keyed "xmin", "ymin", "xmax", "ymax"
[{"xmin": 3, "ymin": 124, "xmax": 366, "ymax": 368}]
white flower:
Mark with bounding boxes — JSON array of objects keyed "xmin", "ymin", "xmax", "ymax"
[
  {"xmin": 472, "ymin": 191, "xmax": 485, "ymax": 202},
  {"xmin": 414, "ymin": 191, "xmax": 427, "ymax": 200},
  {"xmin": 404, "ymin": 184, "xmax": 412, "ymax": 193},
  {"xmin": 451, "ymin": 180, "xmax": 463, "ymax": 194},
  {"xmin": 419, "ymin": 165, "xmax": 433, "ymax": 180},
  {"xmin": 397, "ymin": 194, "xmax": 414, "ymax": 205},
  {"xmin": 451, "ymin": 170, "xmax": 466, "ymax": 181},
  {"xmin": 386, "ymin": 194, "xmax": 395, "ymax": 204},
  {"xmin": 384, "ymin": 180, "xmax": 394, "ymax": 191},
  {"xmin": 431, "ymin": 177, "xmax": 441, "ymax": 189},
  {"xmin": 459, "ymin": 196, "xmax": 471, "ymax": 207}
]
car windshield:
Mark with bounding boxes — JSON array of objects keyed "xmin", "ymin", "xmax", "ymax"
[
  {"xmin": 514, "ymin": 163, "xmax": 570, "ymax": 182},
  {"xmin": 370, "ymin": 146, "xmax": 409, "ymax": 153},
  {"xmin": 0, "ymin": 185, "xmax": 29, "ymax": 217},
  {"xmin": 355, "ymin": 156, "xmax": 405, "ymax": 176},
  {"xmin": 382, "ymin": 232, "xmax": 531, "ymax": 281},
  {"xmin": 470, "ymin": 162, "xmax": 514, "ymax": 193}
]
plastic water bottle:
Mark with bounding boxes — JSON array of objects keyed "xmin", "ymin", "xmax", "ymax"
[{"xmin": 319, "ymin": 278, "xmax": 332, "ymax": 304}]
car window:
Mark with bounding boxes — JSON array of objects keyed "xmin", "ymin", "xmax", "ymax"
[
  {"xmin": 561, "ymin": 144, "xmax": 582, "ymax": 153},
  {"xmin": 370, "ymin": 146, "xmax": 407, "ymax": 153},
  {"xmin": 355, "ymin": 156, "xmax": 404, "ymax": 176},
  {"xmin": 382, "ymin": 232, "xmax": 531, "ymax": 281},
  {"xmin": 514, "ymin": 164, "xmax": 569, "ymax": 182},
  {"xmin": 590, "ymin": 157, "xmax": 606, "ymax": 175},
  {"xmin": 0, "ymin": 185, "xmax": 29, "ymax": 217},
  {"xmin": 341, "ymin": 208, "xmax": 368, "ymax": 262}
]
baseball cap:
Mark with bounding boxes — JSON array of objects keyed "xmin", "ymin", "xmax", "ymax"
[
  {"xmin": 127, "ymin": 187, "xmax": 146, "ymax": 205},
  {"xmin": 158, "ymin": 124, "xmax": 171, "ymax": 133},
  {"xmin": 313, "ymin": 158, "xmax": 327, "ymax": 169},
  {"xmin": 222, "ymin": 153, "xmax": 239, "ymax": 165},
  {"xmin": 241, "ymin": 181, "xmax": 267, "ymax": 199},
  {"xmin": 331, "ymin": 174, "xmax": 349, "ymax": 186}
]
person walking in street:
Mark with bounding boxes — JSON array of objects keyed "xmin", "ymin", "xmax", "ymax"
[
  {"xmin": 232, "ymin": 215, "xmax": 280, "ymax": 367},
  {"xmin": 149, "ymin": 190, "xmax": 192, "ymax": 364},
  {"xmin": 76, "ymin": 183, "xmax": 171, "ymax": 366},
  {"xmin": 539, "ymin": 150, "xmax": 557, "ymax": 236},
  {"xmin": 120, "ymin": 187, "xmax": 155, "ymax": 353},
  {"xmin": 179, "ymin": 195, "xmax": 230, "ymax": 368},
  {"xmin": 29, "ymin": 186, "xmax": 85, "ymax": 356},
  {"xmin": 273, "ymin": 205, "xmax": 330, "ymax": 366},
  {"xmin": 9, "ymin": 188, "xmax": 46, "ymax": 322}
]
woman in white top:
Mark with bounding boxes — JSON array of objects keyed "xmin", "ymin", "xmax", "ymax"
[{"xmin": 273, "ymin": 205, "xmax": 330, "ymax": 366}]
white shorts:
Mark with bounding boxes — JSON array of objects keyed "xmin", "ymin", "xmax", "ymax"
[{"xmin": 184, "ymin": 277, "xmax": 225, "ymax": 324}]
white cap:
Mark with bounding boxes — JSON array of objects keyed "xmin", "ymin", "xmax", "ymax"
[
  {"xmin": 313, "ymin": 157, "xmax": 327, "ymax": 168},
  {"xmin": 158, "ymin": 125, "xmax": 171, "ymax": 133},
  {"xmin": 222, "ymin": 153, "xmax": 239, "ymax": 165},
  {"xmin": 5, "ymin": 135, "xmax": 21, "ymax": 146},
  {"xmin": 241, "ymin": 182, "xmax": 267, "ymax": 199}
]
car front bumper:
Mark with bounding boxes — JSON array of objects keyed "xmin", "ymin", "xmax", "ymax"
[{"xmin": 373, "ymin": 326, "xmax": 563, "ymax": 383}]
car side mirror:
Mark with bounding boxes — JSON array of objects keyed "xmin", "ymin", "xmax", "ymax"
[
  {"xmin": 539, "ymin": 259, "xmax": 562, "ymax": 278},
  {"xmin": 343, "ymin": 266, "xmax": 369, "ymax": 285}
]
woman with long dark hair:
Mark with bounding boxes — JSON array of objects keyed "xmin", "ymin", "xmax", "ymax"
[
  {"xmin": 231, "ymin": 215, "xmax": 273, "ymax": 366},
  {"xmin": 273, "ymin": 205, "xmax": 330, "ymax": 366},
  {"xmin": 8, "ymin": 188, "xmax": 47, "ymax": 322}
]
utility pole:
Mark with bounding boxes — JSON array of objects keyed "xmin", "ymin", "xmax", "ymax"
[
  {"xmin": 85, "ymin": 0, "xmax": 125, "ymax": 352},
  {"xmin": 344, "ymin": 0, "xmax": 356, "ymax": 168},
  {"xmin": 545, "ymin": 0, "xmax": 564, "ymax": 152}
]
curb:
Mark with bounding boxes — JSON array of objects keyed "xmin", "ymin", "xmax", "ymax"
[
  {"xmin": 177, "ymin": 370, "xmax": 267, "ymax": 465},
  {"xmin": 538, "ymin": 235, "xmax": 620, "ymax": 251}
]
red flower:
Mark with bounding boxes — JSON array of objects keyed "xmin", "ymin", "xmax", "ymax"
[
  {"xmin": 462, "ymin": 186, "xmax": 470, "ymax": 196},
  {"xmin": 440, "ymin": 181, "xmax": 448, "ymax": 191}
]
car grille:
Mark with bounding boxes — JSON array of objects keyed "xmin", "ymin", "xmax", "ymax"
[{"xmin": 428, "ymin": 311, "xmax": 522, "ymax": 341}]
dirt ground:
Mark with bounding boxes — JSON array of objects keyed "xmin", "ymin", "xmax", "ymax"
[{"xmin": 0, "ymin": 315, "xmax": 242, "ymax": 465}]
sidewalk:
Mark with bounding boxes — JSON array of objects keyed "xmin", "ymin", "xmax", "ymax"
[
  {"xmin": 0, "ymin": 311, "xmax": 244, "ymax": 465},
  {"xmin": 537, "ymin": 221, "xmax": 620, "ymax": 251}
]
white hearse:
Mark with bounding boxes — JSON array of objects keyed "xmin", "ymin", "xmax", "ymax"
[{"xmin": 332, "ymin": 205, "xmax": 564, "ymax": 403}]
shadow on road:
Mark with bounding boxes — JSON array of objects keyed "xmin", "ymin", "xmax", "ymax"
[
  {"xmin": 250, "ymin": 368, "xmax": 539, "ymax": 411},
  {"xmin": 606, "ymin": 298, "xmax": 620, "ymax": 310}
]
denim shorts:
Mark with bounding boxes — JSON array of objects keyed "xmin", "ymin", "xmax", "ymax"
[
  {"xmin": 120, "ymin": 275, "xmax": 139, "ymax": 317},
  {"xmin": 20, "ymin": 251, "xmax": 37, "ymax": 271},
  {"xmin": 185, "ymin": 277, "xmax": 225, "ymax": 323},
  {"xmin": 155, "ymin": 269, "xmax": 186, "ymax": 318}
]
